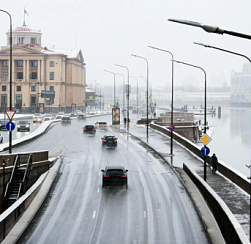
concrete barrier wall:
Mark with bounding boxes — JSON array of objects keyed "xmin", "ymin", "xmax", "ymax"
[
  {"xmin": 0, "ymin": 171, "xmax": 48, "ymax": 242},
  {"xmin": 183, "ymin": 163, "xmax": 249, "ymax": 244},
  {"xmin": 0, "ymin": 151, "xmax": 50, "ymax": 213},
  {"xmin": 150, "ymin": 123, "xmax": 250, "ymax": 194}
]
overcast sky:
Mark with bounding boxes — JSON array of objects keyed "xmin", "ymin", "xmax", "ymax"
[{"xmin": 1, "ymin": 0, "xmax": 251, "ymax": 90}]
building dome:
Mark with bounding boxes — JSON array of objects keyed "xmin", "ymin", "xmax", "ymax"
[
  {"xmin": 11, "ymin": 23, "xmax": 41, "ymax": 34},
  {"xmin": 6, "ymin": 23, "xmax": 42, "ymax": 47}
]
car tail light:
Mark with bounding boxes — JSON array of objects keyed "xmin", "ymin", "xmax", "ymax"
[
  {"xmin": 114, "ymin": 140, "xmax": 117, "ymax": 142},
  {"xmin": 93, "ymin": 128, "xmax": 96, "ymax": 131},
  {"xmin": 97, "ymin": 124, "xmax": 100, "ymax": 127},
  {"xmin": 103, "ymin": 140, "xmax": 107, "ymax": 142},
  {"xmin": 84, "ymin": 128, "xmax": 87, "ymax": 131},
  {"xmin": 103, "ymin": 175, "xmax": 110, "ymax": 177},
  {"xmin": 120, "ymin": 175, "xmax": 127, "ymax": 178},
  {"xmin": 105, "ymin": 124, "xmax": 108, "ymax": 127}
]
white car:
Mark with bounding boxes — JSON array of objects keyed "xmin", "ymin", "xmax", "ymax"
[
  {"xmin": 43, "ymin": 114, "xmax": 54, "ymax": 121},
  {"xmin": 95, "ymin": 121, "xmax": 108, "ymax": 130},
  {"xmin": 33, "ymin": 113, "xmax": 42, "ymax": 118},
  {"xmin": 56, "ymin": 112, "xmax": 65, "ymax": 119}
]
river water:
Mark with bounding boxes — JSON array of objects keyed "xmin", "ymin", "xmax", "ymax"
[{"xmin": 195, "ymin": 106, "xmax": 251, "ymax": 178}]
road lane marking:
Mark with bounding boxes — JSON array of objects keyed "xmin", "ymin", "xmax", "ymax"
[
  {"xmin": 144, "ymin": 211, "xmax": 147, "ymax": 218},
  {"xmin": 93, "ymin": 211, "xmax": 96, "ymax": 219}
]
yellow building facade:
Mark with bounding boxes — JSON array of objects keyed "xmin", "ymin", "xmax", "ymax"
[{"xmin": 0, "ymin": 23, "xmax": 86, "ymax": 113}]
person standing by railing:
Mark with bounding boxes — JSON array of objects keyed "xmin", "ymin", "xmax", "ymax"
[{"xmin": 211, "ymin": 153, "xmax": 218, "ymax": 173}]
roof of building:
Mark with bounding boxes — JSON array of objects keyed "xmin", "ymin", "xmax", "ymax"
[
  {"xmin": 10, "ymin": 23, "xmax": 41, "ymax": 34},
  {"xmin": 41, "ymin": 47, "xmax": 83, "ymax": 59}
]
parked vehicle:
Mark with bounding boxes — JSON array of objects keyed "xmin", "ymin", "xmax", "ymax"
[
  {"xmin": 101, "ymin": 165, "xmax": 128, "ymax": 188},
  {"xmin": 17, "ymin": 120, "xmax": 30, "ymax": 132}
]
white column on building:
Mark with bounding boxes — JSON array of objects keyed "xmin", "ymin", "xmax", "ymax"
[{"xmin": 27, "ymin": 59, "xmax": 30, "ymax": 83}]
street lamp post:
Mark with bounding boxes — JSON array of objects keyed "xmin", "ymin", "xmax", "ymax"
[
  {"xmin": 131, "ymin": 54, "xmax": 149, "ymax": 139},
  {"xmin": 168, "ymin": 19, "xmax": 251, "ymax": 40},
  {"xmin": 115, "ymin": 73, "xmax": 125, "ymax": 117},
  {"xmin": 173, "ymin": 59, "xmax": 207, "ymax": 181},
  {"xmin": 104, "ymin": 70, "xmax": 116, "ymax": 107},
  {"xmin": 148, "ymin": 46, "xmax": 174, "ymax": 164},
  {"xmin": 90, "ymin": 80, "xmax": 97, "ymax": 91},
  {"xmin": 194, "ymin": 42, "xmax": 251, "ymax": 63},
  {"xmin": 0, "ymin": 9, "xmax": 12, "ymax": 154},
  {"xmin": 114, "ymin": 64, "xmax": 130, "ymax": 131},
  {"xmin": 129, "ymin": 76, "xmax": 139, "ymax": 118},
  {"xmin": 195, "ymin": 41, "xmax": 251, "ymax": 241}
]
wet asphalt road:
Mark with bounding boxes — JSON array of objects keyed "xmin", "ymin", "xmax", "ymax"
[{"xmin": 14, "ymin": 115, "xmax": 209, "ymax": 244}]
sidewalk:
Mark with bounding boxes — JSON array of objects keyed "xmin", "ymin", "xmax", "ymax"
[{"xmin": 124, "ymin": 117, "xmax": 250, "ymax": 238}]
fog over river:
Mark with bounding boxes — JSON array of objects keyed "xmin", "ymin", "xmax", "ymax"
[{"xmin": 196, "ymin": 106, "xmax": 251, "ymax": 177}]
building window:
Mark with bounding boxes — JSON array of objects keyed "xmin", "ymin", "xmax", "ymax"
[
  {"xmin": 31, "ymin": 96, "xmax": 36, "ymax": 104},
  {"xmin": 31, "ymin": 86, "xmax": 36, "ymax": 92},
  {"xmin": 17, "ymin": 72, "xmax": 23, "ymax": 79},
  {"xmin": 32, "ymin": 61, "xmax": 38, "ymax": 67},
  {"xmin": 16, "ymin": 86, "xmax": 21, "ymax": 92},
  {"xmin": 50, "ymin": 72, "xmax": 54, "ymax": 80},
  {"xmin": 31, "ymin": 72, "xmax": 37, "ymax": 79},
  {"xmin": 17, "ymin": 60, "xmax": 23, "ymax": 67},
  {"xmin": 18, "ymin": 37, "xmax": 25, "ymax": 44},
  {"xmin": 50, "ymin": 61, "xmax": 54, "ymax": 67},
  {"xmin": 3, "ymin": 60, "xmax": 8, "ymax": 67},
  {"xmin": 2, "ymin": 86, "xmax": 6, "ymax": 91},
  {"xmin": 30, "ymin": 37, "xmax": 37, "ymax": 44},
  {"xmin": 3, "ymin": 72, "xmax": 8, "ymax": 80},
  {"xmin": 1, "ymin": 94, "xmax": 7, "ymax": 105}
]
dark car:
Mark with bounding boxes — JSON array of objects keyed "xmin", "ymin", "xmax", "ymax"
[
  {"xmin": 101, "ymin": 135, "xmax": 118, "ymax": 147},
  {"xmin": 101, "ymin": 165, "xmax": 128, "ymax": 188},
  {"xmin": 17, "ymin": 120, "xmax": 30, "ymax": 132},
  {"xmin": 61, "ymin": 116, "xmax": 71, "ymax": 125},
  {"xmin": 77, "ymin": 113, "xmax": 86, "ymax": 120},
  {"xmin": 83, "ymin": 125, "xmax": 96, "ymax": 135},
  {"xmin": 0, "ymin": 120, "xmax": 8, "ymax": 131}
]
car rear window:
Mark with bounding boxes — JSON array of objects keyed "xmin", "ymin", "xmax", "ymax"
[
  {"xmin": 86, "ymin": 125, "xmax": 94, "ymax": 129},
  {"xmin": 106, "ymin": 170, "xmax": 124, "ymax": 175},
  {"xmin": 99, "ymin": 122, "xmax": 107, "ymax": 125},
  {"xmin": 62, "ymin": 117, "xmax": 70, "ymax": 120},
  {"xmin": 105, "ymin": 136, "xmax": 115, "ymax": 140}
]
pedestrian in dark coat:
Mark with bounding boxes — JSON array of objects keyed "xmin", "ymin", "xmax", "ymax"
[
  {"xmin": 124, "ymin": 117, "xmax": 127, "ymax": 127},
  {"xmin": 211, "ymin": 153, "xmax": 218, "ymax": 173}
]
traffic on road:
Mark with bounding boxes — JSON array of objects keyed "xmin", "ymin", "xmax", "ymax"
[{"xmin": 13, "ymin": 114, "xmax": 210, "ymax": 244}]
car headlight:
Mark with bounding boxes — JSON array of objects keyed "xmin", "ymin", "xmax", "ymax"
[
  {"xmin": 17, "ymin": 125, "xmax": 20, "ymax": 128},
  {"xmin": 26, "ymin": 125, "xmax": 29, "ymax": 127}
]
